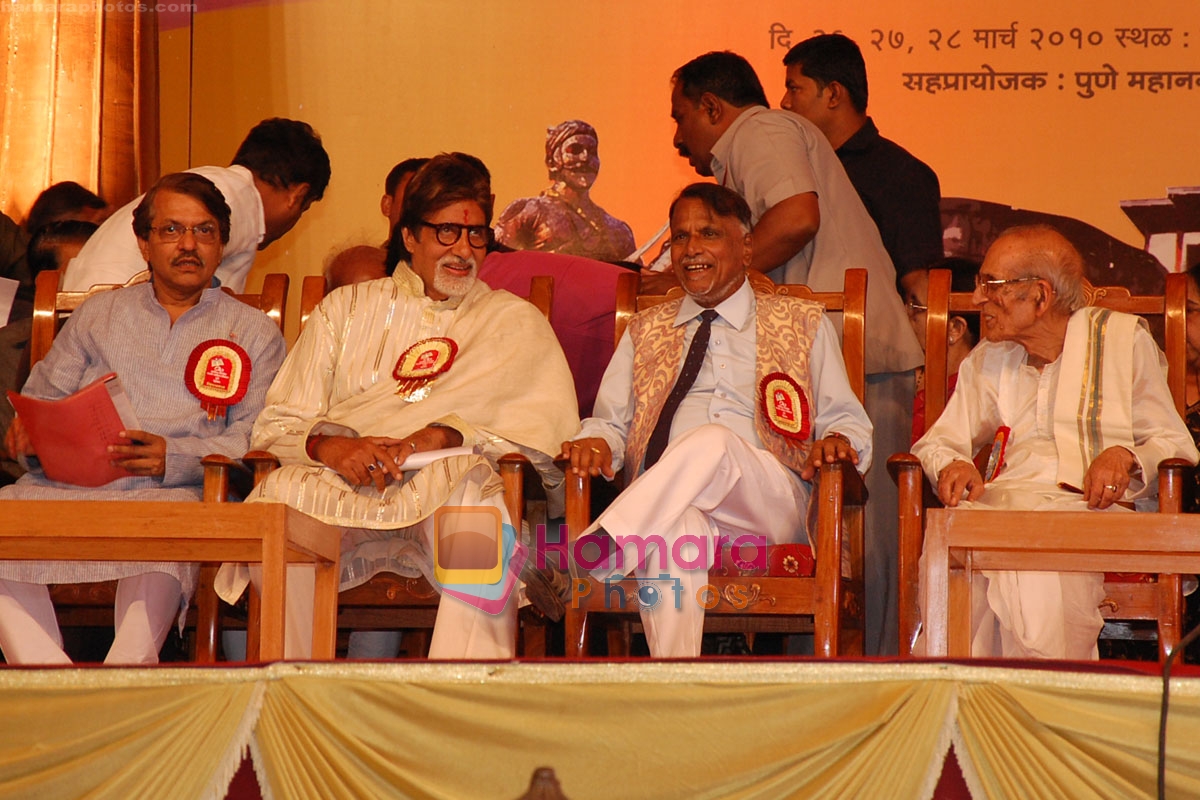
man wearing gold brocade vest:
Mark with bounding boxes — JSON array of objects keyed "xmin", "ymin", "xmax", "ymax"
[{"xmin": 562, "ymin": 184, "xmax": 872, "ymax": 657}]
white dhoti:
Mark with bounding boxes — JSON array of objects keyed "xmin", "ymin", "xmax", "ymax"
[
  {"xmin": 917, "ymin": 487, "xmax": 1108, "ymax": 660},
  {"xmin": 585, "ymin": 424, "xmax": 807, "ymax": 658}
]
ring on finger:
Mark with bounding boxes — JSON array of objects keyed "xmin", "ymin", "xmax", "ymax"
[
  {"xmin": 410, "ymin": 441, "xmax": 417, "ymax": 452},
  {"xmin": 1105, "ymin": 483, "xmax": 1118, "ymax": 492},
  {"xmin": 367, "ymin": 463, "xmax": 378, "ymax": 473}
]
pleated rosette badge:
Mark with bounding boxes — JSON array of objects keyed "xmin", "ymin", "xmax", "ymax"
[
  {"xmin": 759, "ymin": 371, "xmax": 811, "ymax": 440},
  {"xmin": 186, "ymin": 339, "xmax": 251, "ymax": 420},
  {"xmin": 393, "ymin": 337, "xmax": 458, "ymax": 401}
]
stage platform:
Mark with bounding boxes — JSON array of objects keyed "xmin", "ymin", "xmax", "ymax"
[{"xmin": 2, "ymin": 658, "xmax": 1199, "ymax": 799}]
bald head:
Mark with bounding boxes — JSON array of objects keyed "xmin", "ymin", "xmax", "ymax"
[
  {"xmin": 986, "ymin": 225, "xmax": 1085, "ymax": 316},
  {"xmin": 324, "ymin": 244, "xmax": 387, "ymax": 292}
]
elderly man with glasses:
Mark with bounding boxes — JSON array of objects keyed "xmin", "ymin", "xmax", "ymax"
[
  {"xmin": 216, "ymin": 153, "xmax": 579, "ymax": 659},
  {"xmin": 911, "ymin": 224, "xmax": 1199, "ymax": 659}
]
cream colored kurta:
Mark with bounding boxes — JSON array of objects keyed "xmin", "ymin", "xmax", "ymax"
[{"xmin": 217, "ymin": 269, "xmax": 578, "ymax": 604}]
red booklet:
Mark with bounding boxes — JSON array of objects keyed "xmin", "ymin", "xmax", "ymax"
[{"xmin": 7, "ymin": 372, "xmax": 143, "ymax": 487}]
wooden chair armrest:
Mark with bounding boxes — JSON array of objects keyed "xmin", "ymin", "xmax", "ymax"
[
  {"xmin": 498, "ymin": 453, "xmax": 542, "ymax": 527},
  {"xmin": 242, "ymin": 450, "xmax": 281, "ymax": 488},
  {"xmin": 887, "ymin": 452, "xmax": 923, "ymax": 483},
  {"xmin": 821, "ymin": 459, "xmax": 866, "ymax": 506},
  {"xmin": 202, "ymin": 454, "xmax": 240, "ymax": 502},
  {"xmin": 888, "ymin": 452, "xmax": 929, "ymax": 656},
  {"xmin": 1158, "ymin": 458, "xmax": 1192, "ymax": 513},
  {"xmin": 557, "ymin": 456, "xmax": 592, "ymax": 542}
]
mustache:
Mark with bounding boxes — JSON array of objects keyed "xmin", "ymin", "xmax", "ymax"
[
  {"xmin": 676, "ymin": 145, "xmax": 691, "ymax": 158},
  {"xmin": 171, "ymin": 252, "xmax": 203, "ymax": 267},
  {"xmin": 438, "ymin": 254, "xmax": 477, "ymax": 270}
]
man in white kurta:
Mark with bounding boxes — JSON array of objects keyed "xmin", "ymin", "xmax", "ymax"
[
  {"xmin": 220, "ymin": 154, "xmax": 579, "ymax": 659},
  {"xmin": 563, "ymin": 184, "xmax": 872, "ymax": 658},
  {"xmin": 62, "ymin": 118, "xmax": 330, "ymax": 292},
  {"xmin": 912, "ymin": 225, "xmax": 1199, "ymax": 658},
  {"xmin": 0, "ymin": 173, "xmax": 286, "ymax": 664}
]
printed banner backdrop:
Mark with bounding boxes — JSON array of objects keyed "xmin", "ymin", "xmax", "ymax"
[{"xmin": 155, "ymin": 0, "xmax": 1200, "ymax": 318}]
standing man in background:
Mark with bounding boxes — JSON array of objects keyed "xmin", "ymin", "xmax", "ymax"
[
  {"xmin": 63, "ymin": 118, "xmax": 331, "ymax": 293},
  {"xmin": 781, "ymin": 33, "xmax": 943, "ymax": 300}
]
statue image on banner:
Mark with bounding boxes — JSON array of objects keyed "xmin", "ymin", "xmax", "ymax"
[{"xmin": 494, "ymin": 120, "xmax": 636, "ymax": 263}]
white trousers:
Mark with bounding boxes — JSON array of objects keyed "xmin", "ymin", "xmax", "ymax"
[
  {"xmin": 0, "ymin": 573, "xmax": 181, "ymax": 664},
  {"xmin": 589, "ymin": 425, "xmax": 807, "ymax": 658}
]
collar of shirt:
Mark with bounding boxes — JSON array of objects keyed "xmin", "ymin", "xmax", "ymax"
[
  {"xmin": 835, "ymin": 117, "xmax": 881, "ymax": 156},
  {"xmin": 673, "ymin": 278, "xmax": 754, "ymax": 332},
  {"xmin": 709, "ymin": 105, "xmax": 769, "ymax": 184}
]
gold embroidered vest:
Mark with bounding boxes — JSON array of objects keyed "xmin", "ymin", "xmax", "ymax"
[{"xmin": 625, "ymin": 288, "xmax": 824, "ymax": 476}]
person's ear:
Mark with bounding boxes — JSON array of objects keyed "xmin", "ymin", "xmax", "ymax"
[
  {"xmin": 948, "ymin": 315, "xmax": 968, "ymax": 345},
  {"xmin": 700, "ymin": 92, "xmax": 723, "ymax": 124},
  {"xmin": 286, "ymin": 182, "xmax": 311, "ymax": 211},
  {"xmin": 401, "ymin": 224, "xmax": 418, "ymax": 254},
  {"xmin": 1035, "ymin": 279, "xmax": 1053, "ymax": 311},
  {"xmin": 825, "ymin": 81, "xmax": 846, "ymax": 109},
  {"xmin": 381, "ymin": 194, "xmax": 392, "ymax": 218},
  {"xmin": 742, "ymin": 232, "xmax": 753, "ymax": 267},
  {"xmin": 137, "ymin": 236, "xmax": 151, "ymax": 263}
]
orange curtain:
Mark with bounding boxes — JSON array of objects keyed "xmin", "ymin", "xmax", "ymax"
[{"xmin": 0, "ymin": 5, "xmax": 159, "ymax": 223}]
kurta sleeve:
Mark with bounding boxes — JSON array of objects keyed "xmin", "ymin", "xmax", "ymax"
[{"xmin": 912, "ymin": 344, "xmax": 1005, "ymax": 484}]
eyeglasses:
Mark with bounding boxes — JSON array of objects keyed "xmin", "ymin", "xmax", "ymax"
[
  {"xmin": 416, "ymin": 220, "xmax": 491, "ymax": 249},
  {"xmin": 149, "ymin": 223, "xmax": 219, "ymax": 244},
  {"xmin": 905, "ymin": 298, "xmax": 928, "ymax": 316},
  {"xmin": 974, "ymin": 274, "xmax": 1041, "ymax": 297}
]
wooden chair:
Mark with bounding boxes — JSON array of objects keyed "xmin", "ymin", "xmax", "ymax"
[
  {"xmin": 13, "ymin": 268, "xmax": 308, "ymax": 663},
  {"xmin": 890, "ymin": 268, "xmax": 1191, "ymax": 659},
  {"xmin": 240, "ymin": 273, "xmax": 558, "ymax": 659},
  {"xmin": 563, "ymin": 270, "xmax": 868, "ymax": 658}
]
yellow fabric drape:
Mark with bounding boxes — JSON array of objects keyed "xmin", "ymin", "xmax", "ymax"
[
  {"xmin": 0, "ymin": 667, "xmax": 261, "ymax": 800},
  {"xmin": 252, "ymin": 662, "xmax": 954, "ymax": 800},
  {"xmin": 2, "ymin": 662, "xmax": 1199, "ymax": 799}
]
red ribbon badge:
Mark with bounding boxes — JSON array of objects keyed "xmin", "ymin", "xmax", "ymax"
[
  {"xmin": 185, "ymin": 339, "xmax": 251, "ymax": 419},
  {"xmin": 393, "ymin": 337, "xmax": 457, "ymax": 400},
  {"xmin": 759, "ymin": 372, "xmax": 811, "ymax": 440}
]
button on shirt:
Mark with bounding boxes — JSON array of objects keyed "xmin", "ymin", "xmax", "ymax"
[{"xmin": 579, "ymin": 279, "xmax": 873, "ymax": 475}]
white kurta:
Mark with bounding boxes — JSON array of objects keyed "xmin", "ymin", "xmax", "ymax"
[
  {"xmin": 219, "ymin": 270, "xmax": 579, "ymax": 658},
  {"xmin": 912, "ymin": 323, "xmax": 1199, "ymax": 658}
]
